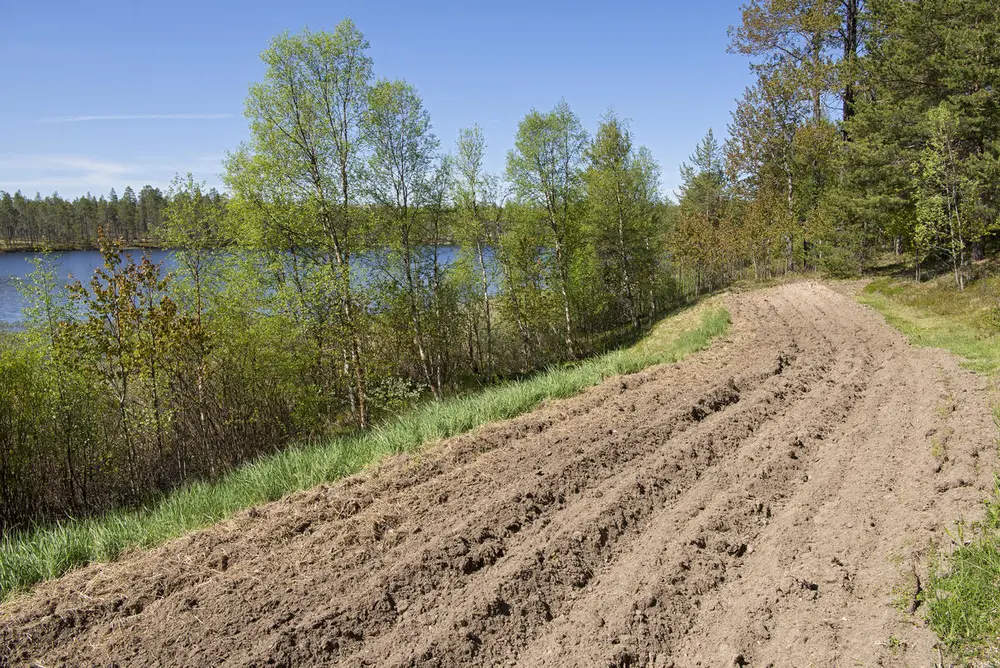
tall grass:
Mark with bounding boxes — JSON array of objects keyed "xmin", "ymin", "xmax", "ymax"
[
  {"xmin": 0, "ymin": 305, "xmax": 730, "ymax": 604},
  {"xmin": 860, "ymin": 276, "xmax": 1000, "ymax": 662},
  {"xmin": 925, "ymin": 482, "xmax": 1000, "ymax": 662}
]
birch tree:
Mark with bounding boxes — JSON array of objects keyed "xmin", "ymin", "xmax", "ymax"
[
  {"xmin": 224, "ymin": 20, "xmax": 374, "ymax": 427},
  {"xmin": 506, "ymin": 101, "xmax": 588, "ymax": 358}
]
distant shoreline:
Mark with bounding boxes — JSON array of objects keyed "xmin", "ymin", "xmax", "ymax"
[{"xmin": 0, "ymin": 241, "xmax": 163, "ymax": 254}]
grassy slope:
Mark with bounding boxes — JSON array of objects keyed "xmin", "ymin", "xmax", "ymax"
[
  {"xmin": 859, "ymin": 275, "xmax": 1000, "ymax": 662},
  {"xmin": 0, "ymin": 302, "xmax": 731, "ymax": 604}
]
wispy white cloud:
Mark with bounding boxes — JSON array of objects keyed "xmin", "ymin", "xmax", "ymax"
[
  {"xmin": 38, "ymin": 113, "xmax": 235, "ymax": 124},
  {"xmin": 0, "ymin": 155, "xmax": 129, "ymax": 173},
  {"xmin": 0, "ymin": 155, "xmax": 130, "ymax": 193},
  {"xmin": 0, "ymin": 153, "xmax": 224, "ymax": 196}
]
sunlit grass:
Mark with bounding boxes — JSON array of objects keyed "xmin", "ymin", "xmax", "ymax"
[
  {"xmin": 0, "ymin": 304, "xmax": 730, "ymax": 604},
  {"xmin": 925, "ymin": 482, "xmax": 1000, "ymax": 663},
  {"xmin": 859, "ymin": 275, "xmax": 1000, "ymax": 376}
]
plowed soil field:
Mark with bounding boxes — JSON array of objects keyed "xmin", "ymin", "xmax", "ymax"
[{"xmin": 2, "ymin": 282, "xmax": 997, "ymax": 667}]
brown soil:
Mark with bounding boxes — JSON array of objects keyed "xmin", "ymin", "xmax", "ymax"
[{"xmin": 2, "ymin": 281, "xmax": 997, "ymax": 667}]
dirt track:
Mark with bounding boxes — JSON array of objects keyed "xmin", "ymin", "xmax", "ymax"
[{"xmin": 2, "ymin": 281, "xmax": 997, "ymax": 667}]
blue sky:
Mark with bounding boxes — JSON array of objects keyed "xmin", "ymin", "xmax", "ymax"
[{"xmin": 0, "ymin": 0, "xmax": 753, "ymax": 201}]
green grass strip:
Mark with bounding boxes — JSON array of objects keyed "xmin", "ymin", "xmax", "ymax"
[
  {"xmin": 925, "ymin": 483, "xmax": 1000, "ymax": 662},
  {"xmin": 860, "ymin": 276, "xmax": 1000, "ymax": 662},
  {"xmin": 859, "ymin": 277, "xmax": 1000, "ymax": 376},
  {"xmin": 0, "ymin": 306, "xmax": 730, "ymax": 604}
]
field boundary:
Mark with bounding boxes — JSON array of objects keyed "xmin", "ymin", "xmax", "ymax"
[{"xmin": 0, "ymin": 304, "xmax": 731, "ymax": 604}]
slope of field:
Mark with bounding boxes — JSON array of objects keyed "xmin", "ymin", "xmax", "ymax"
[{"xmin": 2, "ymin": 281, "xmax": 997, "ymax": 667}]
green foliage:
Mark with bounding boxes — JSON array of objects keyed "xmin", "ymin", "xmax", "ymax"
[
  {"xmin": 841, "ymin": 0, "xmax": 1000, "ymax": 282},
  {"xmin": 507, "ymin": 100, "xmax": 590, "ymax": 357},
  {"xmin": 64, "ymin": 234, "xmax": 207, "ymax": 493},
  {"xmin": 673, "ymin": 129, "xmax": 742, "ymax": 292},
  {"xmin": 0, "ymin": 187, "xmax": 171, "ymax": 249},
  {"xmin": 718, "ymin": 0, "xmax": 1000, "ymax": 285},
  {"xmin": 584, "ymin": 112, "xmax": 665, "ymax": 327},
  {"xmin": 226, "ymin": 18, "xmax": 376, "ymax": 428},
  {"xmin": 0, "ymin": 182, "xmax": 223, "ymax": 251},
  {"xmin": 365, "ymin": 78, "xmax": 449, "ymax": 398},
  {"xmin": 0, "ymin": 21, "xmax": 698, "ymax": 543},
  {"xmin": 728, "ymin": 0, "xmax": 842, "ymax": 123},
  {"xmin": 451, "ymin": 124, "xmax": 507, "ymax": 377}
]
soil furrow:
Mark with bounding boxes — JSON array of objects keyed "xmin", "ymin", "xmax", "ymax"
[{"xmin": 1, "ymin": 281, "xmax": 997, "ymax": 667}]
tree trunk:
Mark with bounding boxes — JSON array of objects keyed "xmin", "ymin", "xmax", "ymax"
[
  {"xmin": 476, "ymin": 242, "xmax": 493, "ymax": 377},
  {"xmin": 970, "ymin": 239, "xmax": 985, "ymax": 262},
  {"xmin": 400, "ymin": 223, "xmax": 438, "ymax": 400},
  {"xmin": 614, "ymin": 185, "xmax": 638, "ymax": 329},
  {"xmin": 552, "ymin": 233, "xmax": 575, "ymax": 359},
  {"xmin": 841, "ymin": 0, "xmax": 859, "ymax": 130},
  {"xmin": 339, "ymin": 101, "xmax": 369, "ymax": 430},
  {"xmin": 811, "ymin": 32, "xmax": 823, "ymax": 123},
  {"xmin": 495, "ymin": 221, "xmax": 533, "ymax": 371},
  {"xmin": 431, "ymin": 236, "xmax": 445, "ymax": 395}
]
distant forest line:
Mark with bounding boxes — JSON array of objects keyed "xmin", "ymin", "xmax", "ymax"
[
  {"xmin": 0, "ymin": 186, "xmax": 221, "ymax": 250},
  {"xmin": 0, "ymin": 187, "xmax": 675, "ymax": 254}
]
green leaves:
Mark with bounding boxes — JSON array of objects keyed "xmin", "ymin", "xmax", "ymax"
[
  {"xmin": 729, "ymin": 0, "xmax": 842, "ymax": 122},
  {"xmin": 507, "ymin": 101, "xmax": 588, "ymax": 214},
  {"xmin": 584, "ymin": 112, "xmax": 663, "ymax": 327},
  {"xmin": 365, "ymin": 79, "xmax": 438, "ymax": 211},
  {"xmin": 506, "ymin": 101, "xmax": 591, "ymax": 357}
]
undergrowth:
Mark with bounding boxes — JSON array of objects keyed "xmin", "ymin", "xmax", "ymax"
[
  {"xmin": 0, "ymin": 304, "xmax": 730, "ymax": 604},
  {"xmin": 860, "ymin": 274, "xmax": 1000, "ymax": 662}
]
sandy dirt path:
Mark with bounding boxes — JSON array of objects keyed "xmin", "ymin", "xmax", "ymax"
[{"xmin": 2, "ymin": 281, "xmax": 997, "ymax": 667}]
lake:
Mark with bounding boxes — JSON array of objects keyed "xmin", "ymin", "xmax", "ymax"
[
  {"xmin": 0, "ymin": 250, "xmax": 177, "ymax": 324},
  {"xmin": 0, "ymin": 247, "xmax": 488, "ymax": 324}
]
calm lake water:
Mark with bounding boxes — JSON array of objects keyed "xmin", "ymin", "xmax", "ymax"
[
  {"xmin": 0, "ymin": 247, "xmax": 484, "ymax": 324},
  {"xmin": 0, "ymin": 250, "xmax": 176, "ymax": 324}
]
